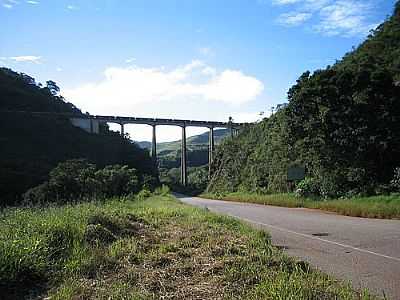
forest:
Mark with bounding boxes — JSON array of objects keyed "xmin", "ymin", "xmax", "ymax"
[
  {"xmin": 208, "ymin": 2, "xmax": 400, "ymax": 198},
  {"xmin": 0, "ymin": 68, "xmax": 158, "ymax": 206}
]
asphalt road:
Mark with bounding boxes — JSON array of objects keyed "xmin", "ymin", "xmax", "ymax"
[{"xmin": 175, "ymin": 194, "xmax": 400, "ymax": 299}]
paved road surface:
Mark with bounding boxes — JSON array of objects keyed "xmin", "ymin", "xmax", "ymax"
[{"xmin": 175, "ymin": 194, "xmax": 400, "ymax": 299}]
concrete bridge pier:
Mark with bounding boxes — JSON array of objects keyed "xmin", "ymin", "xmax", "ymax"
[
  {"xmin": 120, "ymin": 123, "xmax": 125, "ymax": 137},
  {"xmin": 181, "ymin": 126, "xmax": 187, "ymax": 186},
  {"xmin": 208, "ymin": 127, "xmax": 214, "ymax": 177},
  {"xmin": 152, "ymin": 125, "xmax": 157, "ymax": 163}
]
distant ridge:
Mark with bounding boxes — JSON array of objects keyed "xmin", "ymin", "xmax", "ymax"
[{"xmin": 136, "ymin": 128, "xmax": 230, "ymax": 153}]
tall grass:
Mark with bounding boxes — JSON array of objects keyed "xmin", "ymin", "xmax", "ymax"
[
  {"xmin": 0, "ymin": 194, "xmax": 375, "ymax": 299},
  {"xmin": 201, "ymin": 192, "xmax": 400, "ymax": 219}
]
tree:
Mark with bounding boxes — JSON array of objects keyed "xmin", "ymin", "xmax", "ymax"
[{"xmin": 45, "ymin": 80, "xmax": 60, "ymax": 95}]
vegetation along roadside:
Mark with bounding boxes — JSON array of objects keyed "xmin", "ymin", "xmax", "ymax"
[
  {"xmin": 0, "ymin": 192, "xmax": 375, "ymax": 299},
  {"xmin": 200, "ymin": 192, "xmax": 400, "ymax": 219}
]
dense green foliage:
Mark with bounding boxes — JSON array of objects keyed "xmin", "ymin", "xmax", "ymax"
[
  {"xmin": 391, "ymin": 167, "xmax": 400, "ymax": 192},
  {"xmin": 0, "ymin": 68, "xmax": 157, "ymax": 205},
  {"xmin": 0, "ymin": 195, "xmax": 371, "ymax": 299},
  {"xmin": 209, "ymin": 3, "xmax": 400, "ymax": 197},
  {"xmin": 22, "ymin": 159, "xmax": 155, "ymax": 205},
  {"xmin": 160, "ymin": 165, "xmax": 209, "ymax": 194}
]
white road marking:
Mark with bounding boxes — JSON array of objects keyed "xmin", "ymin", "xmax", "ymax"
[{"xmin": 226, "ymin": 213, "xmax": 400, "ymax": 263}]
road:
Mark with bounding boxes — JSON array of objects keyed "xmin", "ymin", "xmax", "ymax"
[{"xmin": 175, "ymin": 194, "xmax": 400, "ymax": 299}]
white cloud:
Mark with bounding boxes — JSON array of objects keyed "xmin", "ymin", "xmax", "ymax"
[
  {"xmin": 201, "ymin": 66, "xmax": 217, "ymax": 76},
  {"xmin": 272, "ymin": 0, "xmax": 378, "ymax": 37},
  {"xmin": 272, "ymin": 0, "xmax": 301, "ymax": 5},
  {"xmin": 2, "ymin": 0, "xmax": 19, "ymax": 8},
  {"xmin": 125, "ymin": 57, "xmax": 136, "ymax": 64},
  {"xmin": 314, "ymin": 1, "xmax": 378, "ymax": 36},
  {"xmin": 230, "ymin": 111, "xmax": 266, "ymax": 123},
  {"xmin": 3, "ymin": 0, "xmax": 39, "ymax": 8},
  {"xmin": 277, "ymin": 12, "xmax": 312, "ymax": 26},
  {"xmin": 67, "ymin": 4, "xmax": 79, "ymax": 10},
  {"xmin": 9, "ymin": 55, "xmax": 41, "ymax": 63},
  {"xmin": 64, "ymin": 60, "xmax": 263, "ymax": 115}
]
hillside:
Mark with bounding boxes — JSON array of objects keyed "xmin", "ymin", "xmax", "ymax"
[
  {"xmin": 0, "ymin": 68, "xmax": 157, "ymax": 205},
  {"xmin": 137, "ymin": 128, "xmax": 230, "ymax": 152},
  {"xmin": 136, "ymin": 129, "xmax": 230, "ymax": 169},
  {"xmin": 208, "ymin": 2, "xmax": 400, "ymax": 197}
]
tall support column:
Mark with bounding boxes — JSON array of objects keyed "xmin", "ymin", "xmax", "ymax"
[
  {"xmin": 181, "ymin": 126, "xmax": 187, "ymax": 186},
  {"xmin": 89, "ymin": 118, "xmax": 93, "ymax": 134},
  {"xmin": 208, "ymin": 127, "xmax": 214, "ymax": 177},
  {"xmin": 152, "ymin": 125, "xmax": 157, "ymax": 162},
  {"xmin": 120, "ymin": 123, "xmax": 125, "ymax": 137}
]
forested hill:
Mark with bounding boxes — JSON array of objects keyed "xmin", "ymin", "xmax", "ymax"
[
  {"xmin": 208, "ymin": 1, "xmax": 400, "ymax": 197},
  {"xmin": 137, "ymin": 129, "xmax": 230, "ymax": 152},
  {"xmin": 0, "ymin": 68, "xmax": 157, "ymax": 206}
]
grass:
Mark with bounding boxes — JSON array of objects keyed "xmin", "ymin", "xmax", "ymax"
[
  {"xmin": 200, "ymin": 192, "xmax": 400, "ymax": 219},
  {"xmin": 0, "ymin": 192, "xmax": 375, "ymax": 299}
]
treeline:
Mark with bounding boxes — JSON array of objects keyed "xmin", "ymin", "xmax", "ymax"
[
  {"xmin": 208, "ymin": 2, "xmax": 400, "ymax": 197},
  {"xmin": 23, "ymin": 159, "xmax": 157, "ymax": 205},
  {"xmin": 0, "ymin": 68, "xmax": 158, "ymax": 206}
]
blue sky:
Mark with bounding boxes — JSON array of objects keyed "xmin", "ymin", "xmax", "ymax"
[{"xmin": 0, "ymin": 0, "xmax": 396, "ymax": 141}]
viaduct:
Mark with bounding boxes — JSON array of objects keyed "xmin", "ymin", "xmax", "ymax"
[
  {"xmin": 1, "ymin": 111, "xmax": 246, "ymax": 186},
  {"xmin": 70, "ymin": 114, "xmax": 245, "ymax": 186}
]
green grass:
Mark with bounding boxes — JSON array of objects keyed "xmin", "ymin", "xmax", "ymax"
[
  {"xmin": 0, "ymin": 193, "xmax": 375, "ymax": 299},
  {"xmin": 201, "ymin": 192, "xmax": 400, "ymax": 219}
]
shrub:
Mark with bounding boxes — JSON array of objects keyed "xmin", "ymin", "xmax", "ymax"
[
  {"xmin": 94, "ymin": 165, "xmax": 140, "ymax": 197},
  {"xmin": 295, "ymin": 177, "xmax": 320, "ymax": 198},
  {"xmin": 142, "ymin": 174, "xmax": 158, "ymax": 191},
  {"xmin": 154, "ymin": 185, "xmax": 170, "ymax": 196},
  {"xmin": 23, "ymin": 159, "xmax": 152, "ymax": 205},
  {"xmin": 390, "ymin": 167, "xmax": 400, "ymax": 192},
  {"xmin": 136, "ymin": 189, "xmax": 152, "ymax": 200},
  {"xmin": 22, "ymin": 183, "xmax": 52, "ymax": 205},
  {"xmin": 48, "ymin": 159, "xmax": 97, "ymax": 202},
  {"xmin": 188, "ymin": 166, "xmax": 209, "ymax": 191}
]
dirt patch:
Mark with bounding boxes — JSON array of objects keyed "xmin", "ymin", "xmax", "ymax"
[{"xmin": 77, "ymin": 218, "xmax": 256, "ymax": 299}]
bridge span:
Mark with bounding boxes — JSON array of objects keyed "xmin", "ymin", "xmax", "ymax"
[
  {"xmin": 70, "ymin": 114, "xmax": 247, "ymax": 186},
  {"xmin": 2, "ymin": 111, "xmax": 248, "ymax": 186}
]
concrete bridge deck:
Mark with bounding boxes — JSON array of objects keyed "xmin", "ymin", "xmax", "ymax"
[{"xmin": 2, "ymin": 110, "xmax": 249, "ymax": 186}]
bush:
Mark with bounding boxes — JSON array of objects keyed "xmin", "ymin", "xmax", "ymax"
[
  {"xmin": 22, "ymin": 183, "xmax": 52, "ymax": 205},
  {"xmin": 95, "ymin": 165, "xmax": 140, "ymax": 197},
  {"xmin": 47, "ymin": 159, "xmax": 97, "ymax": 202},
  {"xmin": 136, "ymin": 189, "xmax": 152, "ymax": 200},
  {"xmin": 390, "ymin": 167, "xmax": 400, "ymax": 192},
  {"xmin": 154, "ymin": 185, "xmax": 170, "ymax": 196},
  {"xmin": 188, "ymin": 166, "xmax": 209, "ymax": 191},
  {"xmin": 295, "ymin": 177, "xmax": 320, "ymax": 198},
  {"xmin": 23, "ymin": 159, "xmax": 151, "ymax": 205}
]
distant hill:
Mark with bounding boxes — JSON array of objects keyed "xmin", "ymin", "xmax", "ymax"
[
  {"xmin": 0, "ymin": 67, "xmax": 157, "ymax": 205},
  {"xmin": 136, "ymin": 141, "xmax": 152, "ymax": 149},
  {"xmin": 136, "ymin": 128, "xmax": 230, "ymax": 152},
  {"xmin": 136, "ymin": 129, "xmax": 231, "ymax": 170}
]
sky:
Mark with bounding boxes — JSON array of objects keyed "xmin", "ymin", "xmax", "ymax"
[{"xmin": 0, "ymin": 0, "xmax": 396, "ymax": 142}]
